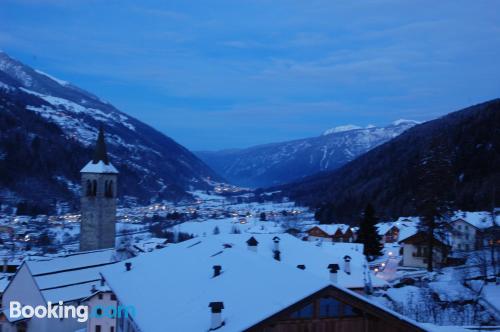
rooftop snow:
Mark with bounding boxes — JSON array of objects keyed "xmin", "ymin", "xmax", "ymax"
[
  {"xmin": 26, "ymin": 249, "xmax": 116, "ymax": 275},
  {"xmin": 80, "ymin": 160, "xmax": 118, "ymax": 174},
  {"xmin": 102, "ymin": 237, "xmax": 330, "ymax": 332}
]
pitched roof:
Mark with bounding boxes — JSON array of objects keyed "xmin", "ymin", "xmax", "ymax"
[
  {"xmin": 80, "ymin": 127, "xmax": 118, "ymax": 174},
  {"xmin": 25, "ymin": 249, "xmax": 116, "ymax": 303},
  {"xmin": 93, "ymin": 126, "xmax": 109, "ymax": 164},
  {"xmin": 102, "ymin": 238, "xmax": 329, "ymax": 332},
  {"xmin": 101, "ymin": 236, "xmax": 419, "ymax": 332}
]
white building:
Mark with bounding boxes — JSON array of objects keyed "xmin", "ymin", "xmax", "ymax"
[{"xmin": 0, "ymin": 249, "xmax": 117, "ymax": 332}]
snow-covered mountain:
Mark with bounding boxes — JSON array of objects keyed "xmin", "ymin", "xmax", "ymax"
[
  {"xmin": 196, "ymin": 120, "xmax": 419, "ymax": 188},
  {"xmin": 0, "ymin": 51, "xmax": 219, "ymax": 212}
]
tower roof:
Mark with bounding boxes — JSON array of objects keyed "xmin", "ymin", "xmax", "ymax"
[
  {"xmin": 80, "ymin": 127, "xmax": 118, "ymax": 174},
  {"xmin": 93, "ymin": 126, "xmax": 109, "ymax": 164}
]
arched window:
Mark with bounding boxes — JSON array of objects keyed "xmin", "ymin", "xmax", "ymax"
[
  {"xmin": 92, "ymin": 180, "xmax": 97, "ymax": 196},
  {"xmin": 86, "ymin": 180, "xmax": 92, "ymax": 196},
  {"xmin": 105, "ymin": 180, "xmax": 114, "ymax": 198}
]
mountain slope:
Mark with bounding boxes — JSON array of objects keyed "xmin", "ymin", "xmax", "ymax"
[
  {"xmin": 0, "ymin": 51, "xmax": 219, "ymax": 212},
  {"xmin": 196, "ymin": 120, "xmax": 418, "ymax": 188},
  {"xmin": 279, "ymin": 99, "xmax": 500, "ymax": 224}
]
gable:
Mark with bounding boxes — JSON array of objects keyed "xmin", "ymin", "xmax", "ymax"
[
  {"xmin": 308, "ymin": 226, "xmax": 330, "ymax": 237},
  {"xmin": 245, "ymin": 285, "xmax": 425, "ymax": 332}
]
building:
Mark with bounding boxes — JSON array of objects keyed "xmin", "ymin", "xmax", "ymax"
[
  {"xmin": 399, "ymin": 232, "xmax": 450, "ymax": 269},
  {"xmin": 100, "ymin": 236, "xmax": 426, "ymax": 332},
  {"xmin": 306, "ymin": 224, "xmax": 355, "ymax": 243},
  {"xmin": 80, "ymin": 127, "xmax": 118, "ymax": 251},
  {"xmin": 448, "ymin": 211, "xmax": 499, "ymax": 252},
  {"xmin": 0, "ymin": 249, "xmax": 117, "ymax": 332}
]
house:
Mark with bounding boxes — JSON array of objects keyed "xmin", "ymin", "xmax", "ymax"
[
  {"xmin": 0, "ymin": 249, "xmax": 117, "ymax": 332},
  {"xmin": 399, "ymin": 232, "xmax": 450, "ymax": 269},
  {"xmin": 306, "ymin": 224, "xmax": 355, "ymax": 243},
  {"xmin": 378, "ymin": 225, "xmax": 400, "ymax": 243},
  {"xmin": 100, "ymin": 236, "xmax": 426, "ymax": 332},
  {"xmin": 449, "ymin": 211, "xmax": 500, "ymax": 252}
]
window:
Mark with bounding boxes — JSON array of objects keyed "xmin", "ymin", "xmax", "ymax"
[
  {"xmin": 95, "ymin": 326, "xmax": 101, "ymax": 332},
  {"xmin": 319, "ymin": 297, "xmax": 341, "ymax": 318},
  {"xmin": 98, "ymin": 293, "xmax": 103, "ymax": 300},
  {"xmin": 105, "ymin": 180, "xmax": 114, "ymax": 198},
  {"xmin": 110, "ymin": 327, "xmax": 114, "ymax": 332},
  {"xmin": 290, "ymin": 302, "xmax": 314, "ymax": 319},
  {"xmin": 343, "ymin": 304, "xmax": 361, "ymax": 317},
  {"xmin": 92, "ymin": 180, "xmax": 97, "ymax": 196},
  {"xmin": 86, "ymin": 180, "xmax": 93, "ymax": 196},
  {"xmin": 111, "ymin": 294, "xmax": 117, "ymax": 301}
]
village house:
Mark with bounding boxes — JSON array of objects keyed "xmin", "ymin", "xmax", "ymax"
[
  {"xmin": 448, "ymin": 211, "xmax": 499, "ymax": 252},
  {"xmin": 100, "ymin": 236, "xmax": 426, "ymax": 332},
  {"xmin": 306, "ymin": 224, "xmax": 356, "ymax": 243},
  {"xmin": 0, "ymin": 249, "xmax": 117, "ymax": 332},
  {"xmin": 399, "ymin": 232, "xmax": 450, "ymax": 269}
]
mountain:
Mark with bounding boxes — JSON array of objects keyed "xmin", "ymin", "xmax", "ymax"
[
  {"xmin": 278, "ymin": 99, "xmax": 500, "ymax": 224},
  {"xmin": 196, "ymin": 120, "xmax": 418, "ymax": 188},
  {"xmin": 0, "ymin": 51, "xmax": 219, "ymax": 213}
]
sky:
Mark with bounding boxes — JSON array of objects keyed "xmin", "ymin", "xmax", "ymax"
[{"xmin": 1, "ymin": 0, "xmax": 499, "ymax": 150}]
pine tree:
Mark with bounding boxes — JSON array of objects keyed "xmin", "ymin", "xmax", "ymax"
[
  {"xmin": 414, "ymin": 138, "xmax": 453, "ymax": 272},
  {"xmin": 357, "ymin": 204, "xmax": 383, "ymax": 261}
]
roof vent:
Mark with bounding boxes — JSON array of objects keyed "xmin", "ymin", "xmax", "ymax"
[
  {"xmin": 246, "ymin": 236, "xmax": 258, "ymax": 252},
  {"xmin": 273, "ymin": 236, "xmax": 280, "ymax": 252},
  {"xmin": 297, "ymin": 264, "xmax": 306, "ymax": 270},
  {"xmin": 273, "ymin": 250, "xmax": 281, "ymax": 261},
  {"xmin": 90, "ymin": 284, "xmax": 97, "ymax": 293},
  {"xmin": 343, "ymin": 255, "xmax": 351, "ymax": 275},
  {"xmin": 125, "ymin": 262, "xmax": 132, "ymax": 271},
  {"xmin": 209, "ymin": 302, "xmax": 225, "ymax": 330},
  {"xmin": 328, "ymin": 263, "xmax": 340, "ymax": 283},
  {"xmin": 213, "ymin": 265, "xmax": 222, "ymax": 278}
]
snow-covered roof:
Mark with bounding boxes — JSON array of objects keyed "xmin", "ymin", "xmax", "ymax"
[
  {"xmin": 450, "ymin": 211, "xmax": 499, "ymax": 229},
  {"xmin": 102, "ymin": 237, "xmax": 330, "ymax": 332},
  {"xmin": 80, "ymin": 160, "xmax": 118, "ymax": 174},
  {"xmin": 26, "ymin": 249, "xmax": 116, "ymax": 275},
  {"xmin": 309, "ymin": 224, "xmax": 352, "ymax": 236},
  {"xmin": 23, "ymin": 249, "xmax": 117, "ymax": 303},
  {"xmin": 101, "ymin": 235, "xmax": 422, "ymax": 332},
  {"xmin": 198, "ymin": 234, "xmax": 385, "ymax": 289}
]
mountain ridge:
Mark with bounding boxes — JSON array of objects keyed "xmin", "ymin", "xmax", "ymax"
[
  {"xmin": 0, "ymin": 51, "xmax": 220, "ymax": 213},
  {"xmin": 196, "ymin": 120, "xmax": 418, "ymax": 188},
  {"xmin": 277, "ymin": 99, "xmax": 500, "ymax": 224}
]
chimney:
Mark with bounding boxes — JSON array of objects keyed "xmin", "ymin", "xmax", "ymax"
[
  {"xmin": 273, "ymin": 250, "xmax": 281, "ymax": 261},
  {"xmin": 328, "ymin": 264, "xmax": 340, "ymax": 283},
  {"xmin": 213, "ymin": 265, "xmax": 222, "ymax": 278},
  {"xmin": 272, "ymin": 236, "xmax": 281, "ymax": 252},
  {"xmin": 246, "ymin": 236, "xmax": 258, "ymax": 252},
  {"xmin": 125, "ymin": 262, "xmax": 132, "ymax": 271},
  {"xmin": 90, "ymin": 284, "xmax": 97, "ymax": 293},
  {"xmin": 343, "ymin": 255, "xmax": 351, "ymax": 275},
  {"xmin": 297, "ymin": 264, "xmax": 306, "ymax": 270},
  {"xmin": 208, "ymin": 302, "xmax": 224, "ymax": 330},
  {"xmin": 100, "ymin": 278, "xmax": 105, "ymax": 287}
]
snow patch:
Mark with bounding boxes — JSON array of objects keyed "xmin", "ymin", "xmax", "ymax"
[
  {"xmin": 35, "ymin": 69, "xmax": 69, "ymax": 86},
  {"xmin": 322, "ymin": 124, "xmax": 362, "ymax": 135}
]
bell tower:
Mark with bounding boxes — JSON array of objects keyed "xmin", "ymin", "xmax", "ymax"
[{"xmin": 80, "ymin": 127, "xmax": 118, "ymax": 251}]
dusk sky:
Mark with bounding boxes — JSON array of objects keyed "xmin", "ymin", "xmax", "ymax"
[{"xmin": 1, "ymin": 0, "xmax": 499, "ymax": 150}]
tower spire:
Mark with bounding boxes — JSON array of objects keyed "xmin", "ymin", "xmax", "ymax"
[{"xmin": 92, "ymin": 126, "xmax": 109, "ymax": 165}]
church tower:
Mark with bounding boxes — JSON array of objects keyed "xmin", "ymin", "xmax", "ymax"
[{"xmin": 80, "ymin": 127, "xmax": 118, "ymax": 251}]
